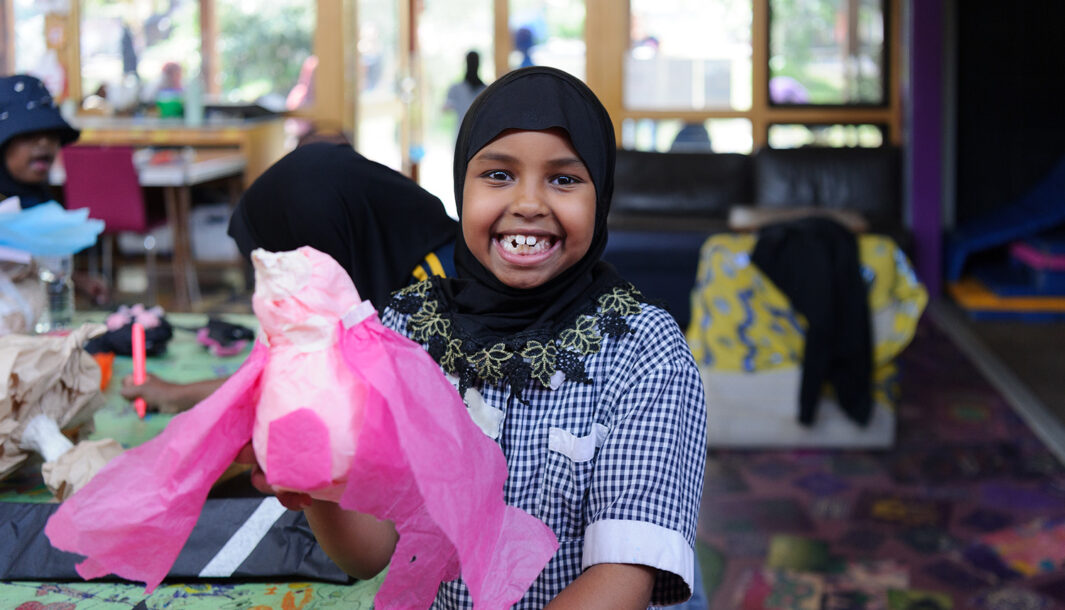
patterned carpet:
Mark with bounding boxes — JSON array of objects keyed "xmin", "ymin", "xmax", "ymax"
[{"xmin": 695, "ymin": 318, "xmax": 1065, "ymax": 609}]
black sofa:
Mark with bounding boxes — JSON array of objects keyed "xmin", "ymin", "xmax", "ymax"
[{"xmin": 603, "ymin": 146, "xmax": 903, "ymax": 329}]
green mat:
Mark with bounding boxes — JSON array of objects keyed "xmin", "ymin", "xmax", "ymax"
[
  {"xmin": 0, "ymin": 312, "xmax": 382, "ymax": 608},
  {"xmin": 91, "ymin": 312, "xmax": 259, "ymax": 451}
]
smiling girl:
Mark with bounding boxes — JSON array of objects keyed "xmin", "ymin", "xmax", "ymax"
[{"xmin": 248, "ymin": 66, "xmax": 707, "ymax": 609}]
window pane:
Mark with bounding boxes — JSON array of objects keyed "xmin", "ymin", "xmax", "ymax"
[
  {"xmin": 768, "ymin": 0, "xmax": 885, "ymax": 105},
  {"xmin": 626, "ymin": 0, "xmax": 752, "ymax": 111},
  {"xmin": 14, "ymin": 0, "xmax": 48, "ymax": 83},
  {"xmin": 767, "ymin": 123, "xmax": 884, "ymax": 148},
  {"xmin": 356, "ymin": 0, "xmax": 402, "ymax": 170},
  {"xmin": 419, "ymin": 0, "xmax": 494, "ymax": 218},
  {"xmin": 80, "ymin": 0, "xmax": 200, "ymax": 110},
  {"xmin": 509, "ymin": 0, "xmax": 585, "ymax": 79},
  {"xmin": 217, "ymin": 0, "xmax": 315, "ymax": 107},
  {"xmin": 621, "ymin": 118, "xmax": 753, "ymax": 154}
]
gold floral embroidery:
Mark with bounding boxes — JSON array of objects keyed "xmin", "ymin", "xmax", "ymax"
[
  {"xmin": 558, "ymin": 315, "xmax": 601, "ymax": 354},
  {"xmin": 439, "ymin": 336, "xmax": 465, "ymax": 372},
  {"xmin": 395, "ymin": 281, "xmax": 428, "ymax": 299},
  {"xmin": 408, "ymin": 300, "xmax": 450, "ymax": 343},
  {"xmin": 599, "ymin": 286, "xmax": 642, "ymax": 317},
  {"xmin": 468, "ymin": 342, "xmax": 513, "ymax": 384},
  {"xmin": 521, "ymin": 340, "xmax": 558, "ymax": 387},
  {"xmin": 395, "ymin": 280, "xmax": 645, "ymax": 392}
]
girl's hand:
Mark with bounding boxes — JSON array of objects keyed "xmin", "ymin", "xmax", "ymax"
[
  {"xmin": 120, "ymin": 374, "xmax": 227, "ymax": 414},
  {"xmin": 120, "ymin": 373, "xmax": 190, "ymax": 414},
  {"xmin": 72, "ymin": 271, "xmax": 110, "ymax": 306},
  {"xmin": 233, "ymin": 442, "xmax": 398, "ymax": 579},
  {"xmin": 234, "ymin": 442, "xmax": 312, "ymax": 511}
]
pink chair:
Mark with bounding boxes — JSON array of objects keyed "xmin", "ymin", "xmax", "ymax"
[{"xmin": 62, "ymin": 145, "xmax": 161, "ymax": 305}]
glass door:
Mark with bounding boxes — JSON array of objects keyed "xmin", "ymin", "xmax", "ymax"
[
  {"xmin": 414, "ymin": 0, "xmax": 493, "ymax": 217},
  {"xmin": 508, "ymin": 0, "xmax": 585, "ymax": 78},
  {"xmin": 355, "ymin": 0, "xmax": 404, "ymax": 171},
  {"xmin": 357, "ymin": 0, "xmax": 587, "ymax": 208}
]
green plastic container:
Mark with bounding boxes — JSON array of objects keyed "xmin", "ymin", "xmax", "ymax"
[{"xmin": 156, "ymin": 94, "xmax": 184, "ymax": 118}]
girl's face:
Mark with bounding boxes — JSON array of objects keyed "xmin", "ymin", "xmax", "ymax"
[
  {"xmin": 4, "ymin": 131, "xmax": 61, "ymax": 184},
  {"xmin": 461, "ymin": 128, "xmax": 596, "ymax": 290}
]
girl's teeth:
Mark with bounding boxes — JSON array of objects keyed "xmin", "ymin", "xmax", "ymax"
[{"xmin": 501, "ymin": 235, "xmax": 550, "ymax": 253}]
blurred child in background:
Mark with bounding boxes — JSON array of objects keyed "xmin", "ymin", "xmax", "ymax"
[{"xmin": 0, "ymin": 74, "xmax": 79, "ymax": 209}]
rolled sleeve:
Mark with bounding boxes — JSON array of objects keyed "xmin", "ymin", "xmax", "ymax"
[
  {"xmin": 584, "ymin": 325, "xmax": 708, "ymax": 606},
  {"xmin": 583, "ymin": 518, "xmax": 694, "ymax": 603}
]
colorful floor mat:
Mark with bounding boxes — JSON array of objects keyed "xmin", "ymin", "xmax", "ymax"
[
  {"xmin": 697, "ymin": 319, "xmax": 1065, "ymax": 609},
  {"xmin": 1, "ymin": 574, "xmax": 383, "ymax": 609}
]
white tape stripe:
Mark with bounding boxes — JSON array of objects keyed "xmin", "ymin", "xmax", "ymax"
[
  {"xmin": 198, "ymin": 497, "xmax": 288, "ymax": 578},
  {"xmin": 342, "ymin": 300, "xmax": 376, "ymax": 329}
]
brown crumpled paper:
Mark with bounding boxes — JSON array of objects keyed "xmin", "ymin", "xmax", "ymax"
[
  {"xmin": 42, "ymin": 437, "xmax": 124, "ymax": 501},
  {"xmin": 0, "ymin": 323, "xmax": 108, "ymax": 481},
  {"xmin": 21, "ymin": 413, "xmax": 125, "ymax": 501}
]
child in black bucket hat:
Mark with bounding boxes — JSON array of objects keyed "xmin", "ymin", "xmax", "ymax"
[
  {"xmin": 0, "ymin": 74, "xmax": 108, "ymax": 303},
  {"xmin": 0, "ymin": 74, "xmax": 80, "ymax": 209}
]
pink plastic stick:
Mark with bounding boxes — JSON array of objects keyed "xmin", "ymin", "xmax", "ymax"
[{"xmin": 131, "ymin": 322, "xmax": 147, "ymax": 418}]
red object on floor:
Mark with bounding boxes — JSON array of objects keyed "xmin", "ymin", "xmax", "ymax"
[{"xmin": 92, "ymin": 352, "xmax": 114, "ymax": 391}]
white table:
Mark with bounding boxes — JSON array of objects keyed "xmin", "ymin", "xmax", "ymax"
[{"xmin": 51, "ymin": 149, "xmax": 247, "ymax": 310}]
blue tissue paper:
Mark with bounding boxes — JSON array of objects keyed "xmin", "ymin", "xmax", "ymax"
[{"xmin": 0, "ymin": 202, "xmax": 104, "ymax": 256}]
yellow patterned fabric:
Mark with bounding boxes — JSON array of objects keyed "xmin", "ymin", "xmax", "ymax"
[{"xmin": 685, "ymin": 233, "xmax": 927, "ymax": 409}]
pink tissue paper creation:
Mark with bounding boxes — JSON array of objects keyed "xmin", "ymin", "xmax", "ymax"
[{"xmin": 46, "ymin": 245, "xmax": 558, "ymax": 608}]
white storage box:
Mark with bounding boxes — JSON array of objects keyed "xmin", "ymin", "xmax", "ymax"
[
  {"xmin": 701, "ymin": 367, "xmax": 896, "ymax": 449},
  {"xmin": 189, "ymin": 204, "xmax": 240, "ymax": 262},
  {"xmin": 117, "ymin": 224, "xmax": 173, "ymax": 255}
]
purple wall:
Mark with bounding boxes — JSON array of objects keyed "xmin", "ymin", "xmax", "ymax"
[{"xmin": 908, "ymin": 0, "xmax": 944, "ymax": 298}]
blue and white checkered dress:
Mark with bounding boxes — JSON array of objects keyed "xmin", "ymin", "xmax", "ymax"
[{"xmin": 382, "ymin": 301, "xmax": 707, "ymax": 609}]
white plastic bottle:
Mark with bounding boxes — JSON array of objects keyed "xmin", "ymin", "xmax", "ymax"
[{"xmin": 34, "ymin": 254, "xmax": 74, "ymax": 334}]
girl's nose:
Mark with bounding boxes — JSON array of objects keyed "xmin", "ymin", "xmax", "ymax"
[{"xmin": 510, "ymin": 181, "xmax": 548, "ymax": 217}]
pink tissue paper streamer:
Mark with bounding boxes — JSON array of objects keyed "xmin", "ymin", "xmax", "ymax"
[
  {"xmin": 45, "ymin": 246, "xmax": 558, "ymax": 608},
  {"xmin": 44, "ymin": 341, "xmax": 267, "ymax": 590}
]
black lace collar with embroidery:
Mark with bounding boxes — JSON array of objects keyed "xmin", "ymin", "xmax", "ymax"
[{"xmin": 389, "ymin": 278, "xmax": 648, "ymax": 399}]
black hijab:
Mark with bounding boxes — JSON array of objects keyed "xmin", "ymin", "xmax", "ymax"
[
  {"xmin": 438, "ymin": 66, "xmax": 623, "ymax": 340},
  {"xmin": 227, "ymin": 142, "xmax": 457, "ymax": 308}
]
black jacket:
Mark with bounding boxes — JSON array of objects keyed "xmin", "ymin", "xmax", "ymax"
[{"xmin": 751, "ymin": 217, "xmax": 873, "ymax": 426}]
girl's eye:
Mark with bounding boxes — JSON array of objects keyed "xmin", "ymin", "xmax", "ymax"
[
  {"xmin": 483, "ymin": 170, "xmax": 512, "ymax": 181},
  {"xmin": 552, "ymin": 174, "xmax": 582, "ymax": 186}
]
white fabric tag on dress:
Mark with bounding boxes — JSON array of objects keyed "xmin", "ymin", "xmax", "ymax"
[
  {"xmin": 445, "ymin": 373, "xmax": 504, "ymax": 439},
  {"xmin": 341, "ymin": 300, "xmax": 376, "ymax": 329}
]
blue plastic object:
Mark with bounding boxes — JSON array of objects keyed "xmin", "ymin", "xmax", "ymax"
[
  {"xmin": 946, "ymin": 155, "xmax": 1065, "ymax": 281},
  {"xmin": 0, "ymin": 201, "xmax": 104, "ymax": 255}
]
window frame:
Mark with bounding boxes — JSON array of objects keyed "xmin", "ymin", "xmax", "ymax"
[
  {"xmin": 766, "ymin": 0, "xmax": 891, "ymax": 110},
  {"xmin": 38, "ymin": 0, "xmax": 899, "ymax": 152},
  {"xmin": 586, "ymin": 0, "xmax": 902, "ymax": 149},
  {"xmin": 1, "ymin": 0, "xmax": 12, "ymax": 75},
  {"xmin": 46, "ymin": 0, "xmax": 348, "ymax": 133}
]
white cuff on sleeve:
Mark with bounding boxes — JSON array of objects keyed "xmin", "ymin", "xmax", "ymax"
[{"xmin": 582, "ymin": 519, "xmax": 694, "ymax": 594}]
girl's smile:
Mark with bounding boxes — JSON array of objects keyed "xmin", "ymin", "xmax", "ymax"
[
  {"xmin": 496, "ymin": 232, "xmax": 558, "ymax": 261},
  {"xmin": 461, "ymin": 128, "xmax": 595, "ymax": 290}
]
